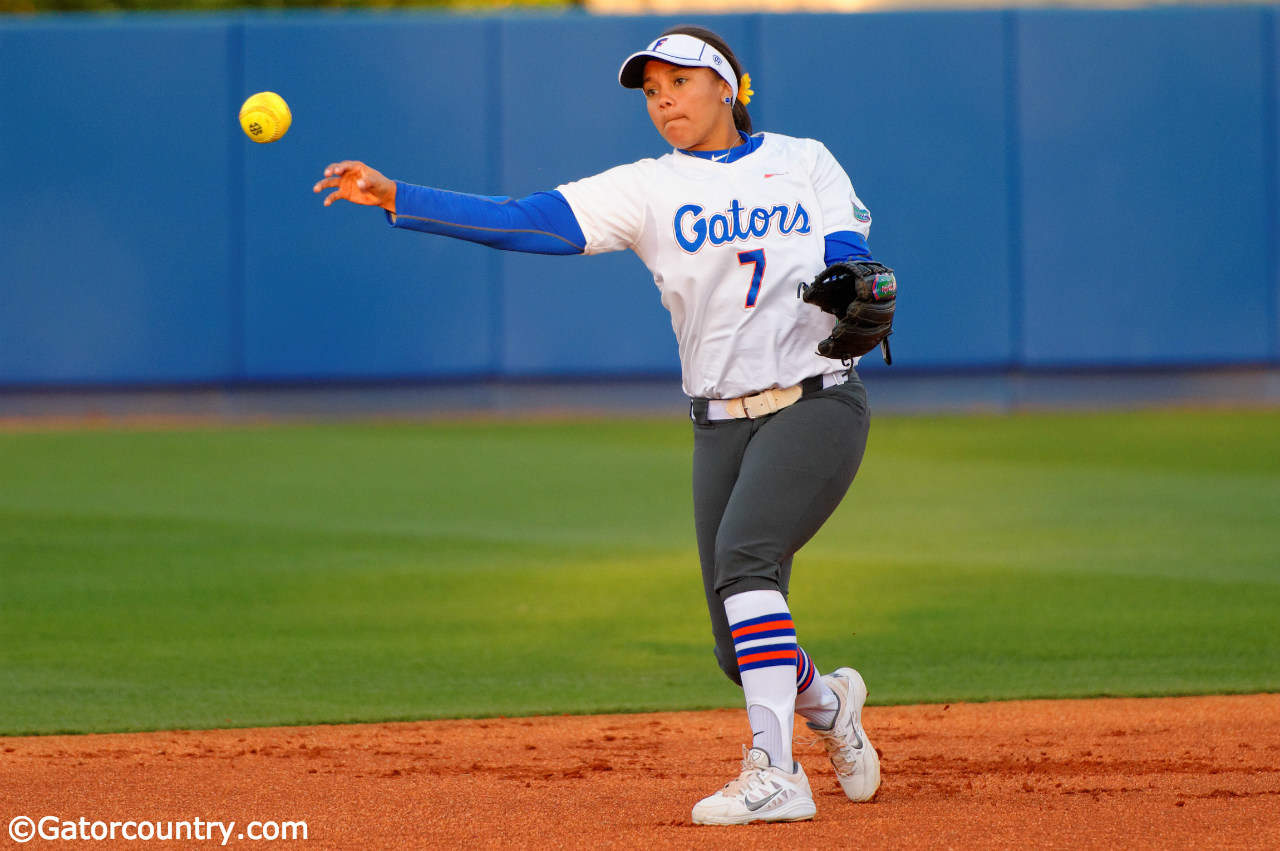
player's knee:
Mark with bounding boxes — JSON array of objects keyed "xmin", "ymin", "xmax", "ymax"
[
  {"xmin": 714, "ymin": 643, "xmax": 743, "ymax": 687},
  {"xmin": 713, "ymin": 541, "xmax": 783, "ymax": 598},
  {"xmin": 713, "ymin": 558, "xmax": 784, "ymax": 602}
]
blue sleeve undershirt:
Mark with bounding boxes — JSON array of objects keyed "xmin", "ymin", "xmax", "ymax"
[
  {"xmin": 387, "ymin": 179, "xmax": 874, "ymax": 266},
  {"xmin": 824, "ymin": 230, "xmax": 874, "ymax": 266},
  {"xmin": 388, "ymin": 181, "xmax": 586, "ymax": 255}
]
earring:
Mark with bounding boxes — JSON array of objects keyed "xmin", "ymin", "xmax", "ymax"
[{"xmin": 724, "ymin": 96, "xmax": 733, "ymax": 105}]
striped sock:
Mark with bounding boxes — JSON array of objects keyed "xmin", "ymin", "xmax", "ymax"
[
  {"xmin": 795, "ymin": 646, "xmax": 817, "ymax": 694},
  {"xmin": 725, "ymin": 589, "xmax": 798, "ymax": 771},
  {"xmin": 794, "ymin": 646, "xmax": 839, "ymax": 729}
]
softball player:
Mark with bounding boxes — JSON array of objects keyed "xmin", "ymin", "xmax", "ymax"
[{"xmin": 314, "ymin": 24, "xmax": 883, "ymax": 825}]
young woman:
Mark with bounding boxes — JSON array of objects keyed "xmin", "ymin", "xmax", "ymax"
[{"xmin": 315, "ymin": 24, "xmax": 886, "ymax": 826}]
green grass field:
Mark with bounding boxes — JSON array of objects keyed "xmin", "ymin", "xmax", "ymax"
[{"xmin": 2, "ymin": 410, "xmax": 1278, "ymax": 735}]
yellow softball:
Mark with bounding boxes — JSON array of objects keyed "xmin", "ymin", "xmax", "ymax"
[{"xmin": 239, "ymin": 91, "xmax": 292, "ymax": 143}]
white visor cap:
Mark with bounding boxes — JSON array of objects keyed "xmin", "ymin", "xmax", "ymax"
[{"xmin": 618, "ymin": 34, "xmax": 738, "ymax": 103}]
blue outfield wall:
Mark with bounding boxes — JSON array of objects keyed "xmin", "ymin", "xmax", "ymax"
[
  {"xmin": 0, "ymin": 18, "xmax": 238, "ymax": 384},
  {"xmin": 1, "ymin": 8, "xmax": 1277, "ymax": 386}
]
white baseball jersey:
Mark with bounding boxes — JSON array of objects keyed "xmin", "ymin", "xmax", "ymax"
[{"xmin": 556, "ymin": 132, "xmax": 871, "ymax": 399}]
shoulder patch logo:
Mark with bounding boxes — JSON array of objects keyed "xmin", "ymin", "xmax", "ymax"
[{"xmin": 852, "ymin": 200, "xmax": 871, "ymax": 223}]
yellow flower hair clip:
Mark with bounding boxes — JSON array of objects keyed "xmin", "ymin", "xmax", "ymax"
[{"xmin": 737, "ymin": 73, "xmax": 754, "ymax": 106}]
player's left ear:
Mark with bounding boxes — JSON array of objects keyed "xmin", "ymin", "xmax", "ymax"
[{"xmin": 719, "ymin": 80, "xmax": 733, "ymax": 105}]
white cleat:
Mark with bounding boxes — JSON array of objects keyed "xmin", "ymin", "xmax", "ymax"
[
  {"xmin": 807, "ymin": 667, "xmax": 880, "ymax": 802},
  {"xmin": 691, "ymin": 746, "xmax": 817, "ymax": 825}
]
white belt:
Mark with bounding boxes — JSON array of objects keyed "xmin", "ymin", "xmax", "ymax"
[{"xmin": 705, "ymin": 372, "xmax": 848, "ymax": 422}]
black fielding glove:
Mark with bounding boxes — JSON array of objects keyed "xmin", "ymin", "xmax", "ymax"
[{"xmin": 799, "ymin": 261, "xmax": 896, "ymax": 363}]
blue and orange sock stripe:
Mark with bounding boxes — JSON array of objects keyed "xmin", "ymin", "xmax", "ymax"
[
  {"xmin": 731, "ymin": 612, "xmax": 797, "ymax": 672},
  {"xmin": 796, "ymin": 647, "xmax": 816, "ymax": 693}
]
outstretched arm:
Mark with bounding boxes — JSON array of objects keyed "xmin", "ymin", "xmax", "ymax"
[{"xmin": 313, "ymin": 160, "xmax": 586, "ymax": 256}]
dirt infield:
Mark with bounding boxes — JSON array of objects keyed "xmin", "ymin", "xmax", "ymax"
[{"xmin": 3, "ymin": 694, "xmax": 1277, "ymax": 849}]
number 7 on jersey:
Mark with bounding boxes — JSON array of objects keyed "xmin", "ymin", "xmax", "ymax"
[{"xmin": 737, "ymin": 249, "xmax": 766, "ymax": 309}]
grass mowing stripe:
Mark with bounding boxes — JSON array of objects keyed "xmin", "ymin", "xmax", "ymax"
[{"xmin": 1, "ymin": 410, "xmax": 1277, "ymax": 734}]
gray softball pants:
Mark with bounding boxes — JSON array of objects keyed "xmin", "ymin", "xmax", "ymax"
[{"xmin": 691, "ymin": 373, "xmax": 870, "ymax": 686}]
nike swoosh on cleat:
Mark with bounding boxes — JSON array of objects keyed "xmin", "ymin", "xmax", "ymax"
[
  {"xmin": 764, "ymin": 172, "xmax": 787, "ymax": 178},
  {"xmin": 743, "ymin": 789, "xmax": 782, "ymax": 811}
]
